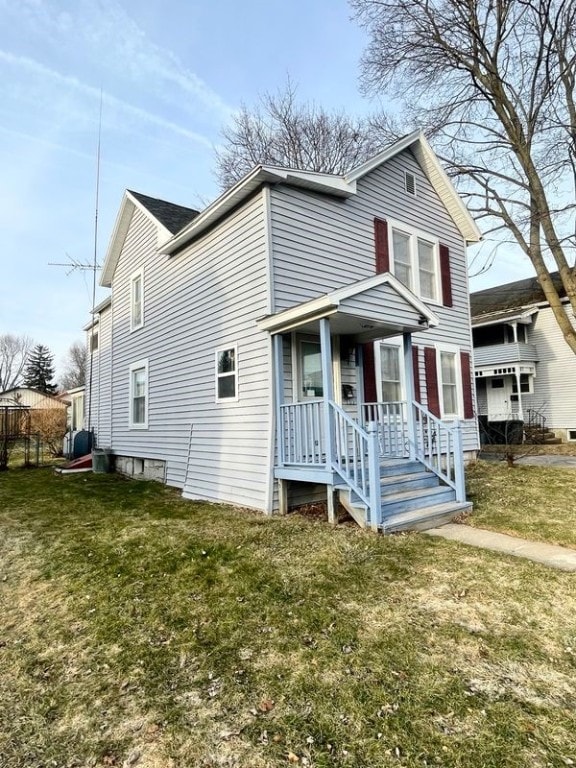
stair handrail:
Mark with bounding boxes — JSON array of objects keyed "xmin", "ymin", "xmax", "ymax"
[
  {"xmin": 411, "ymin": 401, "xmax": 465, "ymax": 502},
  {"xmin": 526, "ymin": 407, "xmax": 546, "ymax": 431},
  {"xmin": 328, "ymin": 400, "xmax": 381, "ymax": 530}
]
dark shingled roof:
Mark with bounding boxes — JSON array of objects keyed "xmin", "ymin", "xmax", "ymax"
[
  {"xmin": 470, "ymin": 271, "xmax": 565, "ymax": 318},
  {"xmin": 129, "ymin": 190, "xmax": 200, "ymax": 235}
]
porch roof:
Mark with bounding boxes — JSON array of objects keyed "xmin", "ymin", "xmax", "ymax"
[{"xmin": 258, "ymin": 272, "xmax": 440, "ymax": 340}]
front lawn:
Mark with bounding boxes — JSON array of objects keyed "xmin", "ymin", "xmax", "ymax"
[
  {"xmin": 466, "ymin": 460, "xmax": 576, "ymax": 548},
  {"xmin": 1, "ymin": 468, "xmax": 575, "ymax": 767}
]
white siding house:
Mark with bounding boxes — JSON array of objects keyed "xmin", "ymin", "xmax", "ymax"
[
  {"xmin": 87, "ymin": 131, "xmax": 481, "ymax": 532},
  {"xmin": 471, "ymin": 272, "xmax": 576, "ymax": 443}
]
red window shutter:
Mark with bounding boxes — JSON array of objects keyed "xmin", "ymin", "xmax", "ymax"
[
  {"xmin": 362, "ymin": 342, "xmax": 378, "ymax": 402},
  {"xmin": 460, "ymin": 350, "xmax": 474, "ymax": 419},
  {"xmin": 374, "ymin": 218, "xmax": 389, "ymax": 274},
  {"xmin": 424, "ymin": 346, "xmax": 440, "ymax": 417},
  {"xmin": 439, "ymin": 244, "xmax": 453, "ymax": 307},
  {"xmin": 412, "ymin": 345, "xmax": 421, "ymax": 403}
]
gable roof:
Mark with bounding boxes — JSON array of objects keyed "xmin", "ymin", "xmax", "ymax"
[
  {"xmin": 160, "ymin": 130, "xmax": 480, "ymax": 256},
  {"xmin": 258, "ymin": 271, "xmax": 439, "ymax": 336},
  {"xmin": 127, "ymin": 190, "xmax": 199, "ymax": 234},
  {"xmin": 470, "ymin": 271, "xmax": 565, "ymax": 319},
  {"xmin": 100, "ymin": 191, "xmax": 199, "ymax": 287}
]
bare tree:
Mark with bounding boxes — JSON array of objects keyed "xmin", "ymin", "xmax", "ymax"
[
  {"xmin": 353, "ymin": 0, "xmax": 576, "ymax": 353},
  {"xmin": 215, "ymin": 81, "xmax": 385, "ymax": 189},
  {"xmin": 60, "ymin": 341, "xmax": 87, "ymax": 391},
  {"xmin": 0, "ymin": 334, "xmax": 34, "ymax": 391}
]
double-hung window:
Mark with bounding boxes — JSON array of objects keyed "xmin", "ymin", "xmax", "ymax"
[
  {"xmin": 437, "ymin": 347, "xmax": 461, "ymax": 418},
  {"xmin": 216, "ymin": 345, "xmax": 238, "ymax": 401},
  {"xmin": 390, "ymin": 224, "xmax": 439, "ymax": 302},
  {"xmin": 130, "ymin": 268, "xmax": 144, "ymax": 331},
  {"xmin": 129, "ymin": 359, "xmax": 148, "ymax": 428}
]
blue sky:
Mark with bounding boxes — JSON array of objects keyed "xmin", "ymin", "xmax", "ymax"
[{"xmin": 0, "ymin": 0, "xmax": 532, "ymax": 379}]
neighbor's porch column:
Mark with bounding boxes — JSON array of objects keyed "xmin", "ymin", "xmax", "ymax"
[
  {"xmin": 402, "ymin": 331, "xmax": 416, "ymax": 459},
  {"xmin": 319, "ymin": 318, "xmax": 336, "ymax": 523},
  {"xmin": 514, "ymin": 365, "xmax": 524, "ymax": 422}
]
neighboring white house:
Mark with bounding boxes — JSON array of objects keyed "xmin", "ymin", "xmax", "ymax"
[
  {"xmin": 0, "ymin": 387, "xmax": 69, "ymax": 411},
  {"xmin": 471, "ymin": 272, "xmax": 576, "ymax": 444},
  {"xmin": 85, "ymin": 130, "xmax": 481, "ymax": 532}
]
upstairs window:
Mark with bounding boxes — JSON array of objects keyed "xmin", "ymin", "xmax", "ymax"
[
  {"xmin": 216, "ymin": 345, "xmax": 238, "ymax": 401},
  {"xmin": 131, "ymin": 268, "xmax": 144, "ymax": 330},
  {"xmin": 390, "ymin": 224, "xmax": 439, "ymax": 303}
]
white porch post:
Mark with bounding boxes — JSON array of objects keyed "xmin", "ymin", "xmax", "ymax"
[
  {"xmin": 402, "ymin": 332, "xmax": 416, "ymax": 460},
  {"xmin": 356, "ymin": 344, "xmax": 365, "ymax": 423},
  {"xmin": 320, "ymin": 318, "xmax": 336, "ymax": 518},
  {"xmin": 514, "ymin": 366, "xmax": 524, "ymax": 421}
]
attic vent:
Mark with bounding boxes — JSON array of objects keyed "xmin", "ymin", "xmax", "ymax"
[{"xmin": 404, "ymin": 171, "xmax": 416, "ymax": 196}]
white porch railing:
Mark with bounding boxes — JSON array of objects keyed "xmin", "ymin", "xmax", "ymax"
[
  {"xmin": 362, "ymin": 401, "xmax": 409, "ymax": 458},
  {"xmin": 412, "ymin": 401, "xmax": 465, "ymax": 502},
  {"xmin": 277, "ymin": 398, "xmax": 466, "ymax": 521},
  {"xmin": 279, "ymin": 401, "xmax": 325, "ymax": 466},
  {"xmin": 330, "ymin": 402, "xmax": 381, "ymax": 529}
]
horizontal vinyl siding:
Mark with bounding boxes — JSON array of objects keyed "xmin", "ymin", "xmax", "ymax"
[
  {"xmin": 109, "ymin": 196, "xmax": 271, "ymax": 509},
  {"xmin": 526, "ymin": 306, "xmax": 576, "ymax": 430},
  {"xmin": 270, "ymin": 148, "xmax": 478, "ymax": 452},
  {"xmin": 95, "ymin": 307, "xmax": 112, "ymax": 446}
]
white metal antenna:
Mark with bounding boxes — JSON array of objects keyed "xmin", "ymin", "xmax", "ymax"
[{"xmin": 86, "ymin": 88, "xmax": 104, "ymax": 436}]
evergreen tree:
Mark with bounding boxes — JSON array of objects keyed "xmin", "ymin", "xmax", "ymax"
[{"xmin": 23, "ymin": 344, "xmax": 57, "ymax": 394}]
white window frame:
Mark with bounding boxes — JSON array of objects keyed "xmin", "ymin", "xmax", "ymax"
[
  {"xmin": 375, "ymin": 337, "xmax": 405, "ymax": 403},
  {"xmin": 436, "ymin": 344, "xmax": 463, "ymax": 420},
  {"xmin": 129, "ymin": 359, "xmax": 149, "ymax": 429},
  {"xmin": 130, "ymin": 267, "xmax": 145, "ymax": 331},
  {"xmin": 215, "ymin": 344, "xmax": 238, "ymax": 403},
  {"xmin": 387, "ymin": 219, "xmax": 441, "ymax": 304}
]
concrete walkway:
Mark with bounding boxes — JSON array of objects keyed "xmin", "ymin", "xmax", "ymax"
[{"xmin": 426, "ymin": 524, "xmax": 576, "ymax": 572}]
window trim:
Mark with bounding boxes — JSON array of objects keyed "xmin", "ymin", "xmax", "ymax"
[
  {"xmin": 387, "ymin": 218, "xmax": 441, "ymax": 304},
  {"xmin": 436, "ymin": 344, "xmax": 463, "ymax": 420},
  {"xmin": 130, "ymin": 267, "xmax": 145, "ymax": 331},
  {"xmin": 215, "ymin": 344, "xmax": 238, "ymax": 403},
  {"xmin": 375, "ymin": 337, "xmax": 405, "ymax": 403},
  {"xmin": 129, "ymin": 359, "xmax": 149, "ymax": 429}
]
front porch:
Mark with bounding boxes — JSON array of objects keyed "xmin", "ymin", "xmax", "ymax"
[{"xmin": 260, "ymin": 273, "xmax": 471, "ymax": 532}]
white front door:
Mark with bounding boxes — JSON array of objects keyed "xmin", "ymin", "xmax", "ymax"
[{"xmin": 487, "ymin": 376, "xmax": 513, "ymax": 420}]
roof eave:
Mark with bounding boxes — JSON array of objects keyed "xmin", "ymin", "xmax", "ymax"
[
  {"xmin": 347, "ymin": 130, "xmax": 481, "ymax": 245},
  {"xmin": 160, "ymin": 167, "xmax": 355, "ymax": 256}
]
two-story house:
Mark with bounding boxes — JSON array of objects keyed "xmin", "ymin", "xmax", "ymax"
[
  {"xmin": 86, "ymin": 130, "xmax": 481, "ymax": 532},
  {"xmin": 471, "ymin": 271, "xmax": 576, "ymax": 444}
]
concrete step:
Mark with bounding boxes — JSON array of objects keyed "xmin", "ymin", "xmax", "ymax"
[
  {"xmin": 381, "ymin": 502, "xmax": 473, "ymax": 533},
  {"xmin": 380, "ymin": 485, "xmax": 456, "ymax": 515}
]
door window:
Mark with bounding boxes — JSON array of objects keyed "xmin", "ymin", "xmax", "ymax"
[{"xmin": 300, "ymin": 341, "xmax": 323, "ymax": 398}]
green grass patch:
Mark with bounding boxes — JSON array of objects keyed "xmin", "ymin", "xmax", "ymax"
[
  {"xmin": 466, "ymin": 460, "xmax": 576, "ymax": 548},
  {"xmin": 1, "ymin": 467, "xmax": 575, "ymax": 767}
]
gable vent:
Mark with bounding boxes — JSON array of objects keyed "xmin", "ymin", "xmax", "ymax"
[{"xmin": 404, "ymin": 171, "xmax": 416, "ymax": 196}]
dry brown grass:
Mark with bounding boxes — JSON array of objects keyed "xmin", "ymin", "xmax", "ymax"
[{"xmin": 1, "ymin": 468, "xmax": 576, "ymax": 767}]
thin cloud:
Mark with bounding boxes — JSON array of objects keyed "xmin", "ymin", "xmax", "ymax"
[
  {"xmin": 0, "ymin": 50, "xmax": 214, "ymax": 147},
  {"xmin": 7, "ymin": 0, "xmax": 234, "ymax": 121}
]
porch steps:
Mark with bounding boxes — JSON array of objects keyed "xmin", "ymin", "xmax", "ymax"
[{"xmin": 336, "ymin": 458, "xmax": 471, "ymax": 533}]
